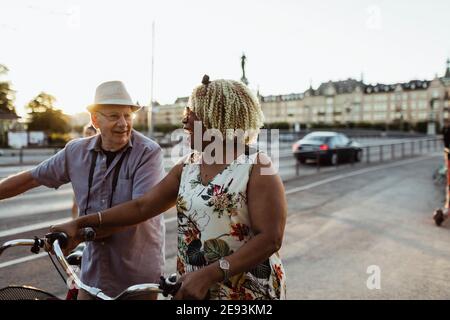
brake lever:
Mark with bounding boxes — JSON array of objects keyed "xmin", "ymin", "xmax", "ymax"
[{"xmin": 30, "ymin": 237, "xmax": 44, "ymax": 254}]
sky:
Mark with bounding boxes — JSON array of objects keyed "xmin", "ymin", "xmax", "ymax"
[{"xmin": 1, "ymin": 0, "xmax": 450, "ymax": 116}]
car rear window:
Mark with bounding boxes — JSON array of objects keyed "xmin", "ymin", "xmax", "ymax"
[{"xmin": 303, "ymin": 136, "xmax": 330, "ymax": 143}]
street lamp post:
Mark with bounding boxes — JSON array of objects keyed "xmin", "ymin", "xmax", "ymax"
[{"xmin": 147, "ymin": 21, "xmax": 156, "ymax": 138}]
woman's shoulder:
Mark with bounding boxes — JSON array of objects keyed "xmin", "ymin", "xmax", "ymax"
[{"xmin": 248, "ymin": 149, "xmax": 278, "ymax": 178}]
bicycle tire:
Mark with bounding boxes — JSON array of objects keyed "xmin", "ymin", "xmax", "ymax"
[{"xmin": 0, "ymin": 285, "xmax": 59, "ymax": 300}]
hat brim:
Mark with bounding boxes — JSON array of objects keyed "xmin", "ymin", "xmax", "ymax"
[{"xmin": 87, "ymin": 103, "xmax": 141, "ymax": 113}]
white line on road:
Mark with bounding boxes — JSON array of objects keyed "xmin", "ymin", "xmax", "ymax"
[
  {"xmin": 0, "ymin": 218, "xmax": 71, "ymax": 238},
  {"xmin": 0, "ymin": 253, "xmax": 48, "ymax": 269},
  {"xmin": 286, "ymin": 153, "xmax": 439, "ymax": 195},
  {"xmin": 0, "ymin": 153, "xmax": 439, "ymax": 268}
]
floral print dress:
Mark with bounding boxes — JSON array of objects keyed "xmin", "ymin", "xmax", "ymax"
[{"xmin": 176, "ymin": 151, "xmax": 286, "ymax": 300}]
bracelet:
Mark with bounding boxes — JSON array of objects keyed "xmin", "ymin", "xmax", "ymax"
[{"xmin": 97, "ymin": 211, "xmax": 103, "ymax": 228}]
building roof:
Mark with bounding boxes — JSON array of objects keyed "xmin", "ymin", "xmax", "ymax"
[
  {"xmin": 259, "ymin": 77, "xmax": 436, "ymax": 102},
  {"xmin": 317, "ymin": 78, "xmax": 364, "ymax": 95},
  {"xmin": 174, "ymin": 97, "xmax": 189, "ymax": 104},
  {"xmin": 0, "ymin": 108, "xmax": 19, "ymax": 120},
  {"xmin": 364, "ymin": 80, "xmax": 430, "ymax": 94}
]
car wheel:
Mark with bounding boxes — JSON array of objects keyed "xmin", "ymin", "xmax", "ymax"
[
  {"xmin": 355, "ymin": 150, "xmax": 362, "ymax": 162},
  {"xmin": 299, "ymin": 158, "xmax": 306, "ymax": 164},
  {"xmin": 330, "ymin": 153, "xmax": 338, "ymax": 166}
]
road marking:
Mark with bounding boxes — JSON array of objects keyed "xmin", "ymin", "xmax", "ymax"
[
  {"xmin": 0, "ymin": 217, "xmax": 178, "ymax": 239},
  {"xmin": 0, "ymin": 153, "xmax": 439, "ymax": 237},
  {"xmin": 286, "ymin": 153, "xmax": 439, "ymax": 195},
  {"xmin": 14, "ymin": 188, "xmax": 73, "ymax": 201},
  {"xmin": 0, "ymin": 253, "xmax": 48, "ymax": 269},
  {"xmin": 0, "ymin": 218, "xmax": 71, "ymax": 238},
  {"xmin": 0, "ymin": 153, "xmax": 439, "ymax": 268}
]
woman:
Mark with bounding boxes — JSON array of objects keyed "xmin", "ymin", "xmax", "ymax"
[{"xmin": 52, "ymin": 75, "xmax": 287, "ymax": 300}]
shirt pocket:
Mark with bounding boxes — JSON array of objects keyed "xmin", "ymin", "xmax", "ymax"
[{"xmin": 111, "ymin": 177, "xmax": 133, "ymax": 206}]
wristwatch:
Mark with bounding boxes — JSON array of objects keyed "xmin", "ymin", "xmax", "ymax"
[{"xmin": 218, "ymin": 258, "xmax": 230, "ymax": 282}]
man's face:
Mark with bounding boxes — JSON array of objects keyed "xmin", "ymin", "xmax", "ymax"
[{"xmin": 91, "ymin": 105, "xmax": 134, "ymax": 148}]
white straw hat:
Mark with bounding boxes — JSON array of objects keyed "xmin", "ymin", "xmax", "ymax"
[{"xmin": 87, "ymin": 81, "xmax": 141, "ymax": 112}]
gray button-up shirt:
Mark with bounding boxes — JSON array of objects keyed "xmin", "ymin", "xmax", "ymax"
[{"xmin": 30, "ymin": 129, "xmax": 166, "ymax": 296}]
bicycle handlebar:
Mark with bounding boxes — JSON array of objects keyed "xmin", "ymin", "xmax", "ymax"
[{"xmin": 0, "ymin": 228, "xmax": 180, "ymax": 300}]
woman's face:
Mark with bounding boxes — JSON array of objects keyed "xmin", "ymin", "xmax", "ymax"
[{"xmin": 182, "ymin": 107, "xmax": 207, "ymax": 151}]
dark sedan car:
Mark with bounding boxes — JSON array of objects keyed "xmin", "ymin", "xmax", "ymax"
[{"xmin": 292, "ymin": 131, "xmax": 363, "ymax": 165}]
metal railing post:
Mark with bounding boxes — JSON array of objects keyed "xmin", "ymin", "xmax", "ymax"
[{"xmin": 316, "ymin": 151, "xmax": 320, "ymax": 172}]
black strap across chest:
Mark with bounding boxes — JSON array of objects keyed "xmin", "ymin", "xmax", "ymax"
[{"xmin": 83, "ymin": 148, "xmax": 130, "ymax": 215}]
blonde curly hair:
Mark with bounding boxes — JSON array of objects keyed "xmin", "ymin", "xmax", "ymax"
[{"xmin": 188, "ymin": 75, "xmax": 265, "ymax": 144}]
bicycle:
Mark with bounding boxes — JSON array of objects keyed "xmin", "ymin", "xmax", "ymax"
[{"xmin": 0, "ymin": 228, "xmax": 180, "ymax": 300}]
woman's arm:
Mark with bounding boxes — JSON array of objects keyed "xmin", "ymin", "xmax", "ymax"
[
  {"xmin": 174, "ymin": 153, "xmax": 287, "ymax": 299},
  {"xmin": 50, "ymin": 162, "xmax": 183, "ymax": 251}
]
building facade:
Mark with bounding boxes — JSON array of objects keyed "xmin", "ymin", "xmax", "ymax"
[
  {"xmin": 260, "ymin": 60, "xmax": 450, "ymax": 129},
  {"xmin": 153, "ymin": 60, "xmax": 450, "ymax": 130}
]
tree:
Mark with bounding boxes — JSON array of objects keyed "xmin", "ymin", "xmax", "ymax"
[
  {"xmin": 26, "ymin": 92, "xmax": 70, "ymax": 134},
  {"xmin": 0, "ymin": 64, "xmax": 16, "ymax": 114}
]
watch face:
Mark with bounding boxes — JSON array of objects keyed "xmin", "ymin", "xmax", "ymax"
[{"xmin": 220, "ymin": 259, "xmax": 230, "ymax": 269}]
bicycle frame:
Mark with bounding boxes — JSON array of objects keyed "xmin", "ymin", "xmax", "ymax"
[{"xmin": 0, "ymin": 234, "xmax": 179, "ymax": 300}]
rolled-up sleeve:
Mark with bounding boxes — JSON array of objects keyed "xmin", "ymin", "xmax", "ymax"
[
  {"xmin": 30, "ymin": 146, "xmax": 71, "ymax": 189},
  {"xmin": 132, "ymin": 147, "xmax": 165, "ymax": 199}
]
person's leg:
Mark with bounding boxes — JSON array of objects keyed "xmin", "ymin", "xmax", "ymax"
[
  {"xmin": 123, "ymin": 292, "xmax": 158, "ymax": 300},
  {"xmin": 77, "ymin": 289, "xmax": 98, "ymax": 300},
  {"xmin": 445, "ymin": 152, "xmax": 450, "ymax": 215}
]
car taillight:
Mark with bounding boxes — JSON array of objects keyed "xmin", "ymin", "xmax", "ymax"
[
  {"xmin": 292, "ymin": 143, "xmax": 300, "ymax": 152},
  {"xmin": 319, "ymin": 144, "xmax": 329, "ymax": 151}
]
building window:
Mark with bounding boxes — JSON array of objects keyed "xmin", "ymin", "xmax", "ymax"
[{"xmin": 374, "ymin": 113, "xmax": 386, "ymax": 121}]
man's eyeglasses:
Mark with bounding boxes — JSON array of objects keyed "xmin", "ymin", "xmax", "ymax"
[{"xmin": 96, "ymin": 111, "xmax": 135, "ymax": 122}]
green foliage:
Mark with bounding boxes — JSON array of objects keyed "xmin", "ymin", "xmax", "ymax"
[
  {"xmin": 263, "ymin": 122, "xmax": 291, "ymax": 129},
  {"xmin": 153, "ymin": 123, "xmax": 182, "ymax": 134},
  {"xmin": 0, "ymin": 64, "xmax": 16, "ymax": 114},
  {"xmin": 133, "ymin": 123, "xmax": 148, "ymax": 133},
  {"xmin": 26, "ymin": 92, "xmax": 71, "ymax": 134},
  {"xmin": 48, "ymin": 133, "xmax": 72, "ymax": 146},
  {"xmin": 26, "ymin": 92, "xmax": 57, "ymax": 113}
]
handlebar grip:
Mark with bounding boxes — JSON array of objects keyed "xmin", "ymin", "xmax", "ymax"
[
  {"xmin": 159, "ymin": 274, "xmax": 181, "ymax": 298},
  {"xmin": 82, "ymin": 227, "xmax": 96, "ymax": 242},
  {"xmin": 45, "ymin": 232, "xmax": 68, "ymax": 248}
]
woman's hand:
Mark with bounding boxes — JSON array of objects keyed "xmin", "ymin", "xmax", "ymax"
[
  {"xmin": 48, "ymin": 221, "xmax": 83, "ymax": 256},
  {"xmin": 172, "ymin": 268, "xmax": 217, "ymax": 300}
]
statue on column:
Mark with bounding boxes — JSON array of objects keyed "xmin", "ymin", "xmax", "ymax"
[{"xmin": 241, "ymin": 53, "xmax": 248, "ymax": 85}]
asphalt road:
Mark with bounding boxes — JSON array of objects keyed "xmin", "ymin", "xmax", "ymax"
[{"xmin": 0, "ymin": 150, "xmax": 448, "ymax": 299}]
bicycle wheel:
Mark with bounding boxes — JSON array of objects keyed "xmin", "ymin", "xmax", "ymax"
[{"xmin": 0, "ymin": 286, "xmax": 59, "ymax": 300}]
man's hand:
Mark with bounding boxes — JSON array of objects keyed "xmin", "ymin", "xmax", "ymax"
[{"xmin": 48, "ymin": 221, "xmax": 83, "ymax": 256}]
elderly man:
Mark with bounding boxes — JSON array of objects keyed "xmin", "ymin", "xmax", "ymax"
[{"xmin": 0, "ymin": 81, "xmax": 166, "ymax": 299}]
